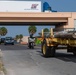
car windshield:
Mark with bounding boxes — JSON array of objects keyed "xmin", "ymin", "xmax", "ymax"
[{"xmin": 5, "ymin": 37, "xmax": 13, "ymax": 40}]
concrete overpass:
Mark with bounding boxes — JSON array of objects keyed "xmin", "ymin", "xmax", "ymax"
[{"xmin": 0, "ymin": 12, "xmax": 76, "ymax": 31}]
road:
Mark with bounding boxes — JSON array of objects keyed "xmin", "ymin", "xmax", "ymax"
[{"xmin": 0, "ymin": 44, "xmax": 76, "ymax": 75}]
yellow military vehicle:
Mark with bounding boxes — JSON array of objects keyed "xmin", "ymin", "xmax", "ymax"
[{"xmin": 41, "ymin": 28, "xmax": 76, "ymax": 57}]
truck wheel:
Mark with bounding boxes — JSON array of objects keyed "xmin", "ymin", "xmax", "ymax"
[
  {"xmin": 67, "ymin": 46, "xmax": 76, "ymax": 55},
  {"xmin": 73, "ymin": 47, "xmax": 76, "ymax": 55},
  {"xmin": 42, "ymin": 40, "xmax": 56, "ymax": 57},
  {"xmin": 50, "ymin": 46, "xmax": 56, "ymax": 57},
  {"xmin": 42, "ymin": 41, "xmax": 50, "ymax": 57},
  {"xmin": 41, "ymin": 42, "xmax": 43, "ymax": 53},
  {"xmin": 73, "ymin": 51, "xmax": 76, "ymax": 56},
  {"xmin": 67, "ymin": 46, "xmax": 73, "ymax": 52}
]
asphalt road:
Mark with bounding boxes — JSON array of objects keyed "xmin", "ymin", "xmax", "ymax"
[{"xmin": 0, "ymin": 44, "xmax": 76, "ymax": 75}]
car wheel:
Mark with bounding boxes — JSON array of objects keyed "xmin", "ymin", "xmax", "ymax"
[
  {"xmin": 12, "ymin": 43, "xmax": 14, "ymax": 45},
  {"xmin": 4, "ymin": 43, "xmax": 6, "ymax": 45}
]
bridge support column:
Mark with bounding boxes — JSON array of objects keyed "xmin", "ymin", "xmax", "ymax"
[
  {"xmin": 64, "ymin": 18, "xmax": 74, "ymax": 28},
  {"xmin": 55, "ymin": 18, "xmax": 74, "ymax": 31}
]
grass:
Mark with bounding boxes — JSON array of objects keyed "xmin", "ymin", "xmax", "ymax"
[
  {"xmin": 35, "ymin": 39, "xmax": 41, "ymax": 45},
  {"xmin": 0, "ymin": 54, "xmax": 7, "ymax": 75}
]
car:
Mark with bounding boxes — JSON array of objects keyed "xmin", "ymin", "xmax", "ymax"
[
  {"xmin": 0, "ymin": 38, "xmax": 5, "ymax": 44},
  {"xmin": 4, "ymin": 37, "xmax": 14, "ymax": 45}
]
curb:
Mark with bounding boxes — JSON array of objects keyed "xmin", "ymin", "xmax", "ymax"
[
  {"xmin": 0, "ymin": 49, "xmax": 6, "ymax": 75},
  {"xmin": 0, "ymin": 71, "xmax": 5, "ymax": 75},
  {"xmin": 0, "ymin": 49, "xmax": 3, "ymax": 57}
]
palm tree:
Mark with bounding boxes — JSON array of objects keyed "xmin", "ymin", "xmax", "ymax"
[
  {"xmin": 28, "ymin": 26, "xmax": 37, "ymax": 37},
  {"xmin": 19, "ymin": 34, "xmax": 23, "ymax": 42},
  {"xmin": 0, "ymin": 27, "xmax": 8, "ymax": 36},
  {"xmin": 44, "ymin": 28, "xmax": 49, "ymax": 32},
  {"xmin": 43, "ymin": 28, "xmax": 50, "ymax": 37},
  {"xmin": 15, "ymin": 35, "xmax": 20, "ymax": 43},
  {"xmin": 15, "ymin": 35, "xmax": 19, "ymax": 40},
  {"xmin": 38, "ymin": 28, "xmax": 49, "ymax": 37}
]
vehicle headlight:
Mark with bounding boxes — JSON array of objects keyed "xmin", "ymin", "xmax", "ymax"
[{"xmin": 5, "ymin": 41, "xmax": 8, "ymax": 42}]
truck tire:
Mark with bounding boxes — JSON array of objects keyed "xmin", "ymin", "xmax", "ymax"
[
  {"xmin": 41, "ymin": 42, "xmax": 43, "ymax": 53},
  {"xmin": 73, "ymin": 51, "xmax": 76, "ymax": 56},
  {"xmin": 50, "ymin": 46, "xmax": 56, "ymax": 57},
  {"xmin": 42, "ymin": 40, "xmax": 56, "ymax": 57},
  {"xmin": 67, "ymin": 46, "xmax": 73, "ymax": 52},
  {"xmin": 73, "ymin": 47, "xmax": 76, "ymax": 56},
  {"xmin": 67, "ymin": 46, "xmax": 76, "ymax": 55}
]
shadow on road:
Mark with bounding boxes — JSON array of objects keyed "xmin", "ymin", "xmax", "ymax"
[
  {"xmin": 36, "ymin": 50, "xmax": 76, "ymax": 62},
  {"xmin": 55, "ymin": 52, "xmax": 76, "ymax": 63}
]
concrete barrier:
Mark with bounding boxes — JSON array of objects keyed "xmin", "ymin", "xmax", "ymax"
[{"xmin": 20, "ymin": 42, "xmax": 28, "ymax": 45}]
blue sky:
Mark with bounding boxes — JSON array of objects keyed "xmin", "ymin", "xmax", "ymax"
[
  {"xmin": 0, "ymin": 26, "xmax": 55, "ymax": 37},
  {"xmin": 0, "ymin": 0, "xmax": 76, "ymax": 37}
]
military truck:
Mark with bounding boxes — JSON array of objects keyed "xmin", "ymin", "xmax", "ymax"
[{"xmin": 41, "ymin": 28, "xmax": 76, "ymax": 57}]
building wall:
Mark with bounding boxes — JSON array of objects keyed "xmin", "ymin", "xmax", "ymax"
[
  {"xmin": 21, "ymin": 36, "xmax": 29, "ymax": 43},
  {"xmin": 17, "ymin": 36, "xmax": 29, "ymax": 44}
]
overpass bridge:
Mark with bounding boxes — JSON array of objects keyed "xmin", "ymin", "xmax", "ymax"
[{"xmin": 0, "ymin": 12, "xmax": 76, "ymax": 31}]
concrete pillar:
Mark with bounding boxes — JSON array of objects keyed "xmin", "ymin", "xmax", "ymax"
[
  {"xmin": 64, "ymin": 18, "xmax": 74, "ymax": 28},
  {"xmin": 55, "ymin": 17, "xmax": 74, "ymax": 31},
  {"xmin": 55, "ymin": 24, "xmax": 65, "ymax": 31}
]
